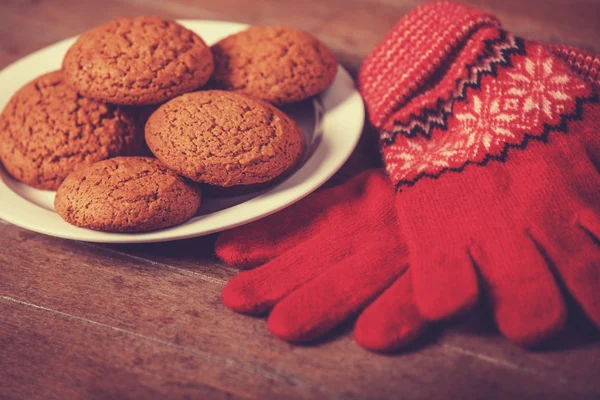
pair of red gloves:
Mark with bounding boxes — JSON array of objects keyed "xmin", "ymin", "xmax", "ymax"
[{"xmin": 215, "ymin": 2, "xmax": 600, "ymax": 352}]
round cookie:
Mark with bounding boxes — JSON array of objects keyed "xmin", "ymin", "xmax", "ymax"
[
  {"xmin": 55, "ymin": 157, "xmax": 201, "ymax": 233},
  {"xmin": 62, "ymin": 17, "xmax": 214, "ymax": 105},
  {"xmin": 211, "ymin": 26, "xmax": 338, "ymax": 105},
  {"xmin": 0, "ymin": 71, "xmax": 140, "ymax": 190},
  {"xmin": 145, "ymin": 90, "xmax": 305, "ymax": 187}
]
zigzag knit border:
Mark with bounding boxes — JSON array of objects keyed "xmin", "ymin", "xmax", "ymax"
[
  {"xmin": 395, "ymin": 90, "xmax": 600, "ymax": 191},
  {"xmin": 380, "ymin": 30, "xmax": 525, "ymax": 146}
]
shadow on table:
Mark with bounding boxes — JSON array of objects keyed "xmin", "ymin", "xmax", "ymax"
[
  {"xmin": 309, "ymin": 293, "xmax": 600, "ymax": 355},
  {"xmin": 441, "ymin": 294, "xmax": 599, "ymax": 352}
]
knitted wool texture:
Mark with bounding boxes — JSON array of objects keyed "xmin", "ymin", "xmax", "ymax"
[{"xmin": 216, "ymin": 2, "xmax": 600, "ymax": 351}]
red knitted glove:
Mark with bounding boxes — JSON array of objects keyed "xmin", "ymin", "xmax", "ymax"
[
  {"xmin": 216, "ymin": 170, "xmax": 427, "ymax": 351},
  {"xmin": 214, "ymin": 3, "xmax": 501, "ymax": 351},
  {"xmin": 216, "ymin": 1, "xmax": 600, "ymax": 351},
  {"xmin": 359, "ymin": 2, "xmax": 600, "ymax": 345},
  {"xmin": 550, "ymin": 44, "xmax": 600, "ymax": 90}
]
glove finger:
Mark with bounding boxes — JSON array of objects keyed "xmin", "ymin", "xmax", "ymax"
[
  {"xmin": 530, "ymin": 212, "xmax": 600, "ymax": 329},
  {"xmin": 216, "ymin": 169, "xmax": 385, "ymax": 268},
  {"xmin": 354, "ymin": 269, "xmax": 428, "ymax": 352},
  {"xmin": 215, "ymin": 200, "xmax": 340, "ymax": 269},
  {"xmin": 411, "ymin": 243, "xmax": 479, "ymax": 321},
  {"xmin": 222, "ymin": 229, "xmax": 361, "ymax": 315},
  {"xmin": 267, "ymin": 244, "xmax": 407, "ymax": 343},
  {"xmin": 577, "ymin": 208, "xmax": 600, "ymax": 240},
  {"xmin": 469, "ymin": 232, "xmax": 566, "ymax": 347}
]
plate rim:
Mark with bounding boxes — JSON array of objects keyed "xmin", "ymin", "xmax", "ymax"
[{"xmin": 0, "ymin": 19, "xmax": 364, "ymax": 243}]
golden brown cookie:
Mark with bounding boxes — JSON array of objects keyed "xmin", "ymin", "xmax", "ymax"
[
  {"xmin": 201, "ymin": 163, "xmax": 298, "ymax": 197},
  {"xmin": 145, "ymin": 90, "xmax": 305, "ymax": 187},
  {"xmin": 62, "ymin": 17, "xmax": 214, "ymax": 106},
  {"xmin": 54, "ymin": 157, "xmax": 201, "ymax": 232},
  {"xmin": 0, "ymin": 71, "xmax": 140, "ymax": 190},
  {"xmin": 211, "ymin": 26, "xmax": 338, "ymax": 105},
  {"xmin": 131, "ymin": 104, "xmax": 161, "ymax": 157}
]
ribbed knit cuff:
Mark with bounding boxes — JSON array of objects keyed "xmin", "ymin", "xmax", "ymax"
[
  {"xmin": 550, "ymin": 44, "xmax": 600, "ymax": 90},
  {"xmin": 358, "ymin": 1, "xmax": 500, "ymax": 130}
]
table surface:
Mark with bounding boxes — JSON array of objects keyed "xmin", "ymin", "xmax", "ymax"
[{"xmin": 1, "ymin": 0, "xmax": 600, "ymax": 399}]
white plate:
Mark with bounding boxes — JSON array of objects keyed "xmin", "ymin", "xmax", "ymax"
[{"xmin": 0, "ymin": 20, "xmax": 364, "ymax": 243}]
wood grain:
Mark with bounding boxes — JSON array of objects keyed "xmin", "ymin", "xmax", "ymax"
[
  {"xmin": 1, "ymin": 0, "xmax": 600, "ymax": 399},
  {"xmin": 1, "ymin": 222, "xmax": 599, "ymax": 399}
]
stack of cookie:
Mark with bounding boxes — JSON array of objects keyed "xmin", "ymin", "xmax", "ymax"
[{"xmin": 0, "ymin": 17, "xmax": 338, "ymax": 232}]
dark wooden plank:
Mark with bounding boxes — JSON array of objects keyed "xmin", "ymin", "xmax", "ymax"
[
  {"xmin": 124, "ymin": 0, "xmax": 343, "ymax": 32},
  {"xmin": 2, "ymin": 0, "xmax": 600, "ymax": 74},
  {"xmin": 1, "ymin": 222, "xmax": 600, "ymax": 399},
  {"xmin": 0, "ymin": 0, "xmax": 179, "ymax": 67},
  {"xmin": 0, "ymin": 223, "xmax": 332, "ymax": 399},
  {"xmin": 441, "ymin": 304, "xmax": 600, "ymax": 389},
  {"xmin": 462, "ymin": 0, "xmax": 600, "ymax": 50},
  {"xmin": 103, "ymin": 236, "xmax": 236, "ymax": 282},
  {"xmin": 1, "ymin": 300, "xmax": 239, "ymax": 400},
  {"xmin": 0, "ymin": 0, "xmax": 338, "ymax": 67}
]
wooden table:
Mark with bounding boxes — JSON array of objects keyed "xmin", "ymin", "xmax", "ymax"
[{"xmin": 1, "ymin": 0, "xmax": 599, "ymax": 398}]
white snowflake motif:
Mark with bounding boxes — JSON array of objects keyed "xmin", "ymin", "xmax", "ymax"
[
  {"xmin": 385, "ymin": 81, "xmax": 522, "ymax": 182},
  {"xmin": 384, "ymin": 133, "xmax": 466, "ymax": 182},
  {"xmin": 453, "ymin": 84, "xmax": 518, "ymax": 161},
  {"xmin": 385, "ymin": 41, "xmax": 592, "ymax": 186},
  {"xmin": 506, "ymin": 44, "xmax": 586, "ymax": 128}
]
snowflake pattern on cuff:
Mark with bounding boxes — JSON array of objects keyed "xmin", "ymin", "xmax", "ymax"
[{"xmin": 384, "ymin": 41, "xmax": 594, "ymax": 188}]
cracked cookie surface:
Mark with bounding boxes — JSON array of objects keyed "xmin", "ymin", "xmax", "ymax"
[
  {"xmin": 145, "ymin": 90, "xmax": 305, "ymax": 187},
  {"xmin": 211, "ymin": 26, "xmax": 337, "ymax": 105},
  {"xmin": 55, "ymin": 157, "xmax": 201, "ymax": 232},
  {"xmin": 0, "ymin": 70, "xmax": 140, "ymax": 190},
  {"xmin": 62, "ymin": 17, "xmax": 214, "ymax": 105}
]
